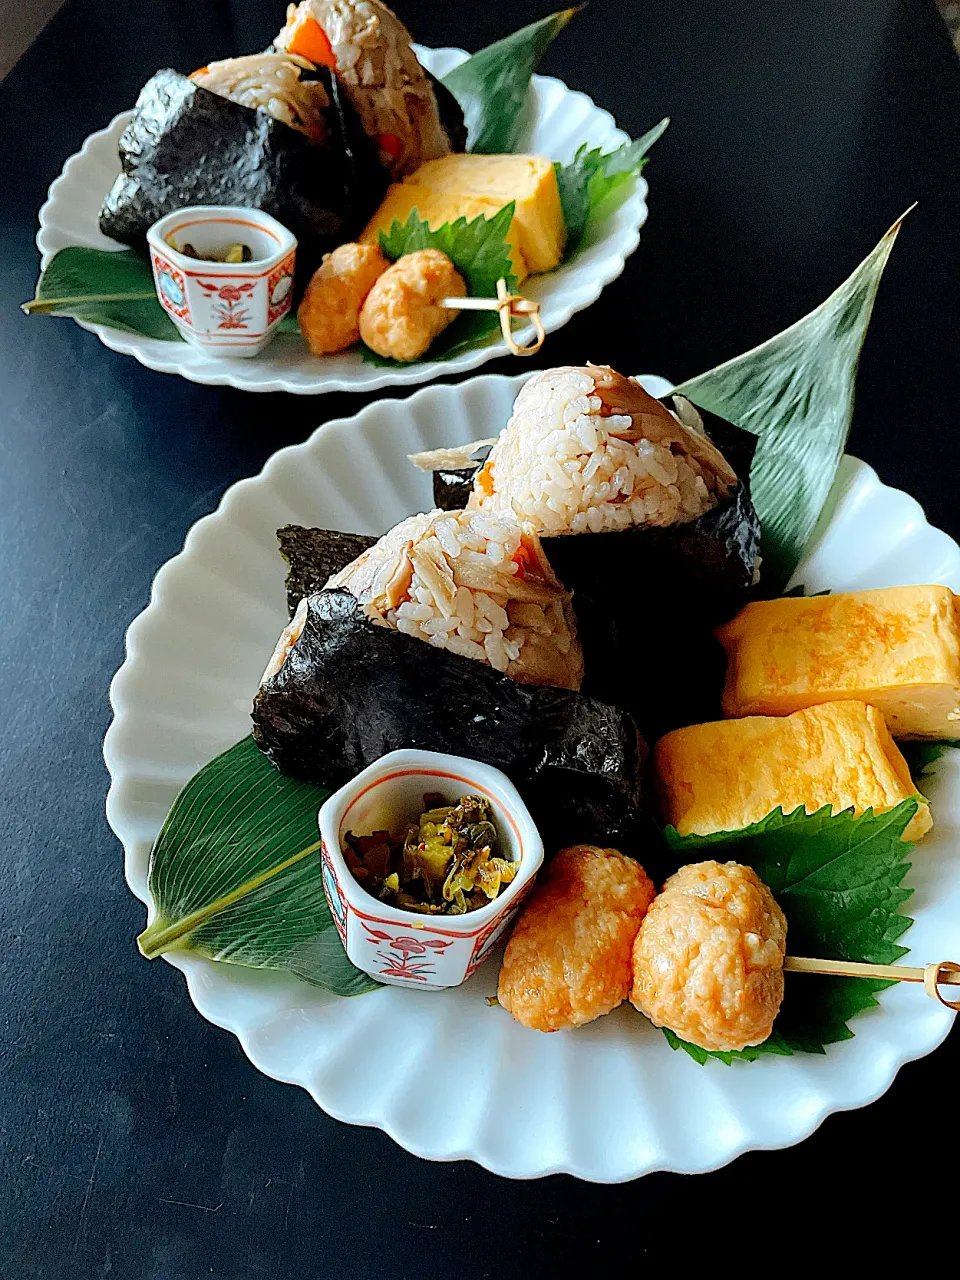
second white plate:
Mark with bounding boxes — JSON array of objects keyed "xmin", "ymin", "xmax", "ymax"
[
  {"xmin": 36, "ymin": 47, "xmax": 647, "ymax": 395},
  {"xmin": 104, "ymin": 372, "xmax": 960, "ymax": 1180}
]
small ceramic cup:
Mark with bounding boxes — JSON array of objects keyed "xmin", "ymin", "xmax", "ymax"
[
  {"xmin": 318, "ymin": 750, "xmax": 544, "ymax": 990},
  {"xmin": 146, "ymin": 206, "xmax": 297, "ymax": 358}
]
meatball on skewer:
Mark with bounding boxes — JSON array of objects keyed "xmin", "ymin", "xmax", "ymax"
[
  {"xmin": 359, "ymin": 248, "xmax": 466, "ymax": 362},
  {"xmin": 631, "ymin": 861, "xmax": 787, "ymax": 1052}
]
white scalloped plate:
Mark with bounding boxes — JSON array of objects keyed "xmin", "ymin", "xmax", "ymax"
[
  {"xmin": 36, "ymin": 47, "xmax": 646, "ymax": 395},
  {"xmin": 104, "ymin": 372, "xmax": 960, "ymax": 1180}
]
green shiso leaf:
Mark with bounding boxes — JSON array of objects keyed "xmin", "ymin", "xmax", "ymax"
[
  {"xmin": 676, "ymin": 210, "xmax": 912, "ymax": 591},
  {"xmin": 661, "ymin": 801, "xmax": 917, "ymax": 1063},
  {"xmin": 555, "ymin": 118, "xmax": 670, "ymax": 250},
  {"xmin": 663, "ymin": 1026, "xmax": 794, "ymax": 1066},
  {"xmin": 378, "ymin": 203, "xmax": 517, "ymax": 294},
  {"xmin": 363, "ymin": 204, "xmax": 518, "ymax": 364},
  {"xmin": 23, "ymin": 246, "xmax": 181, "ymax": 340},
  {"xmin": 442, "ymin": 7, "xmax": 579, "ymax": 154},
  {"xmin": 138, "ymin": 736, "xmax": 379, "ymax": 996},
  {"xmin": 899, "ymin": 739, "xmax": 956, "ymax": 785}
]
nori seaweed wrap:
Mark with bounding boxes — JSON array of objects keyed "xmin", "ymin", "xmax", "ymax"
[
  {"xmin": 253, "ymin": 590, "xmax": 649, "ymax": 852},
  {"xmin": 415, "ymin": 367, "xmax": 762, "ymax": 738},
  {"xmin": 278, "ymin": 524, "xmax": 375, "ymax": 616},
  {"xmin": 541, "ymin": 473, "xmax": 759, "ymax": 737},
  {"xmin": 429, "ymin": 450, "xmax": 493, "ymax": 512},
  {"xmin": 100, "ymin": 63, "xmax": 388, "ymax": 280},
  {"xmin": 433, "ymin": 462, "xmax": 487, "ymax": 512}
]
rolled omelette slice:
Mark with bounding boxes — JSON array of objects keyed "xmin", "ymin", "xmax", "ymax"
[
  {"xmin": 362, "ymin": 184, "xmax": 529, "ymax": 281},
  {"xmin": 655, "ymin": 701, "xmax": 932, "ymax": 842},
  {"xmin": 360, "ymin": 154, "xmax": 567, "ymax": 282},
  {"xmin": 403, "ymin": 154, "xmax": 566, "ymax": 273},
  {"xmin": 716, "ymin": 584, "xmax": 960, "ymax": 739}
]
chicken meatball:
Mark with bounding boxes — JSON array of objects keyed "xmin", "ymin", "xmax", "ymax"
[
  {"xmin": 298, "ymin": 242, "xmax": 388, "ymax": 355},
  {"xmin": 358, "ymin": 248, "xmax": 466, "ymax": 362},
  {"xmin": 630, "ymin": 861, "xmax": 787, "ymax": 1052},
  {"xmin": 499, "ymin": 845, "xmax": 656, "ymax": 1032}
]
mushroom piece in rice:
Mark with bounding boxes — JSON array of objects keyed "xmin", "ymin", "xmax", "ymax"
[
  {"xmin": 325, "ymin": 508, "xmax": 584, "ymax": 690},
  {"xmin": 468, "ymin": 365, "xmax": 739, "ymax": 535}
]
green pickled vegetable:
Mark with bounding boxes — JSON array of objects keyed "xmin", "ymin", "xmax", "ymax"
[
  {"xmin": 171, "ymin": 238, "xmax": 254, "ymax": 263},
  {"xmin": 344, "ymin": 793, "xmax": 517, "ymax": 915}
]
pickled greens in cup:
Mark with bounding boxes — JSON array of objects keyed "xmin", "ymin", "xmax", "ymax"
[{"xmin": 344, "ymin": 793, "xmax": 517, "ymax": 915}]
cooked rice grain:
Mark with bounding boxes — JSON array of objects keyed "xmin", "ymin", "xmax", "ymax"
[
  {"xmin": 326, "ymin": 509, "xmax": 583, "ymax": 690},
  {"xmin": 470, "ymin": 365, "xmax": 737, "ymax": 535}
]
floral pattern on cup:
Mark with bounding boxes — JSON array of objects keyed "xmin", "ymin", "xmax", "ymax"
[
  {"xmin": 362, "ymin": 924, "xmax": 454, "ymax": 982},
  {"xmin": 197, "ymin": 277, "xmax": 256, "ymax": 330}
]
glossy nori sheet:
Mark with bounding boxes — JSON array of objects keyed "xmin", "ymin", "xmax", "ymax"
[
  {"xmin": 278, "ymin": 524, "xmax": 375, "ymax": 616},
  {"xmin": 431, "ymin": 450, "xmax": 491, "ymax": 513},
  {"xmin": 546, "ymin": 481, "xmax": 759, "ymax": 739},
  {"xmin": 429, "ymin": 406, "xmax": 762, "ymax": 739},
  {"xmin": 100, "ymin": 67, "xmax": 388, "ymax": 278},
  {"xmin": 253, "ymin": 590, "xmax": 650, "ymax": 852}
]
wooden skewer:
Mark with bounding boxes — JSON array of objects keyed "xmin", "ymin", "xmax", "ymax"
[
  {"xmin": 439, "ymin": 277, "xmax": 546, "ymax": 357},
  {"xmin": 786, "ymin": 956, "xmax": 960, "ymax": 1010}
]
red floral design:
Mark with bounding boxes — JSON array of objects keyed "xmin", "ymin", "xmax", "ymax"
[
  {"xmin": 362, "ymin": 924, "xmax": 452, "ymax": 981},
  {"xmin": 198, "ymin": 278, "xmax": 256, "ymax": 330}
]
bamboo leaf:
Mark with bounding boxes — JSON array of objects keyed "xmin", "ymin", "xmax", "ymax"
[
  {"xmin": 676, "ymin": 210, "xmax": 911, "ymax": 589},
  {"xmin": 138, "ymin": 737, "xmax": 379, "ymax": 996},
  {"xmin": 442, "ymin": 8, "xmax": 579, "ymax": 154},
  {"xmin": 23, "ymin": 246, "xmax": 181, "ymax": 340}
]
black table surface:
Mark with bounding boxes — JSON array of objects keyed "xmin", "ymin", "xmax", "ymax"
[{"xmin": 2, "ymin": 0, "xmax": 958, "ymax": 1273}]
